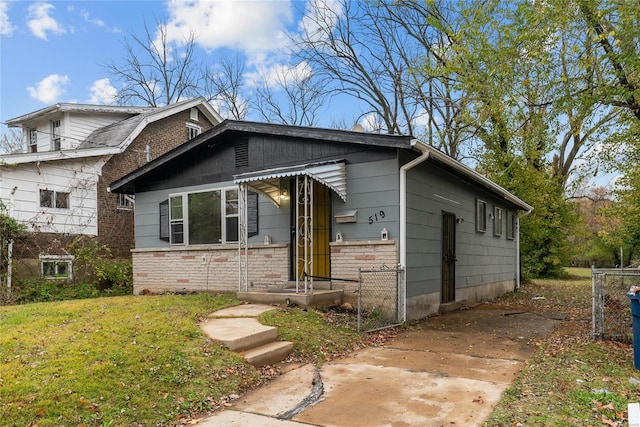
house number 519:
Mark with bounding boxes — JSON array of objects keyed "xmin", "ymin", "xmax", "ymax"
[{"xmin": 369, "ymin": 210, "xmax": 386, "ymax": 224}]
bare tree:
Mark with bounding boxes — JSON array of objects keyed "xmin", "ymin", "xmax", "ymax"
[
  {"xmin": 202, "ymin": 54, "xmax": 250, "ymax": 120},
  {"xmin": 253, "ymin": 63, "xmax": 328, "ymax": 127},
  {"xmin": 105, "ymin": 20, "xmax": 202, "ymax": 107},
  {"xmin": 0, "ymin": 129, "xmax": 24, "ymax": 154},
  {"xmin": 293, "ymin": 0, "xmax": 469, "ymax": 157}
]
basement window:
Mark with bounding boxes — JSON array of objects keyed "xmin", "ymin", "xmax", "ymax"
[{"xmin": 40, "ymin": 255, "xmax": 73, "ymax": 280}]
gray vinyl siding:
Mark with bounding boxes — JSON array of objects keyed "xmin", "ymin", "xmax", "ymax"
[
  {"xmin": 332, "ymin": 158, "xmax": 400, "ymax": 242},
  {"xmin": 405, "ymin": 161, "xmax": 518, "ymax": 299},
  {"xmin": 248, "ymin": 178, "xmax": 290, "ymax": 244}
]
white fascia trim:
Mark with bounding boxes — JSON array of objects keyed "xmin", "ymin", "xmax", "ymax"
[
  {"xmin": 6, "ymin": 104, "xmax": 149, "ymax": 125},
  {"xmin": 0, "ymin": 147, "xmax": 119, "ymax": 164}
]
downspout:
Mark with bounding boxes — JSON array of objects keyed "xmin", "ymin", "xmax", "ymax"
[
  {"xmin": 400, "ymin": 140, "xmax": 430, "ymax": 321},
  {"xmin": 516, "ymin": 209, "xmax": 533, "ymax": 289}
]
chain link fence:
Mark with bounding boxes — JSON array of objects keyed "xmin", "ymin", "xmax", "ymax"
[
  {"xmin": 592, "ymin": 268, "xmax": 640, "ymax": 343},
  {"xmin": 357, "ymin": 266, "xmax": 405, "ymax": 333}
]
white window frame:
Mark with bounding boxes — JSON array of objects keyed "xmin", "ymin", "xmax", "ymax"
[
  {"xmin": 190, "ymin": 107, "xmax": 199, "ymax": 121},
  {"xmin": 117, "ymin": 193, "xmax": 135, "ymax": 211},
  {"xmin": 506, "ymin": 211, "xmax": 516, "ymax": 240},
  {"xmin": 186, "ymin": 123, "xmax": 201, "ymax": 140},
  {"xmin": 51, "ymin": 119, "xmax": 61, "ymax": 151},
  {"xmin": 29, "ymin": 127, "xmax": 38, "ymax": 153},
  {"xmin": 168, "ymin": 186, "xmax": 239, "ymax": 246},
  {"xmin": 476, "ymin": 199, "xmax": 487, "ymax": 233},
  {"xmin": 494, "ymin": 206, "xmax": 503, "ymax": 237},
  {"xmin": 40, "ymin": 189, "xmax": 70, "ymax": 209},
  {"xmin": 40, "ymin": 255, "xmax": 74, "ymax": 280}
]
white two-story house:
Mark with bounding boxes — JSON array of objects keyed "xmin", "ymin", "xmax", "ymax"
[{"xmin": 1, "ymin": 97, "xmax": 222, "ymax": 281}]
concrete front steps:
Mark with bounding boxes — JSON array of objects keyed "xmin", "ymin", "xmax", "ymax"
[{"xmin": 200, "ymin": 304, "xmax": 293, "ymax": 367}]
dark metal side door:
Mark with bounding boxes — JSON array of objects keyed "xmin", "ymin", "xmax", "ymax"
[{"xmin": 442, "ymin": 211, "xmax": 456, "ymax": 303}]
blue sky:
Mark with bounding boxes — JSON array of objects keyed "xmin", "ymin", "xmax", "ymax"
[{"xmin": 0, "ymin": 0, "xmax": 346, "ymax": 134}]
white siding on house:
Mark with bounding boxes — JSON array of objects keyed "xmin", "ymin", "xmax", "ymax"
[
  {"xmin": 20, "ymin": 112, "xmax": 132, "ymax": 153},
  {"xmin": 66, "ymin": 113, "xmax": 131, "ymax": 149},
  {"xmin": 0, "ymin": 158, "xmax": 105, "ymax": 235}
]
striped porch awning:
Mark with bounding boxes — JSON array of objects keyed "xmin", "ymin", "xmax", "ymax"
[{"xmin": 233, "ymin": 160, "xmax": 347, "ymax": 206}]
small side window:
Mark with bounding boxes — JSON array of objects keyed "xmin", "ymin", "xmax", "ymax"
[
  {"xmin": 494, "ymin": 207, "xmax": 503, "ymax": 237},
  {"xmin": 29, "ymin": 127, "xmax": 38, "ymax": 153},
  {"xmin": 506, "ymin": 211, "xmax": 516, "ymax": 240},
  {"xmin": 186, "ymin": 123, "xmax": 201, "ymax": 140},
  {"xmin": 476, "ymin": 199, "xmax": 487, "ymax": 233},
  {"xmin": 117, "ymin": 194, "xmax": 135, "ymax": 211}
]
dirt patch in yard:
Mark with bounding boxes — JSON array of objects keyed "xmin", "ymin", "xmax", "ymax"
[{"xmin": 395, "ymin": 302, "xmax": 564, "ymax": 361}]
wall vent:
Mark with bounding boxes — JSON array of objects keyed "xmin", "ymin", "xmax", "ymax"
[{"xmin": 235, "ymin": 140, "xmax": 249, "ymax": 168}]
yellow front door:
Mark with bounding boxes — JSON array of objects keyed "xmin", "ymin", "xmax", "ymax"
[
  {"xmin": 293, "ymin": 178, "xmax": 331, "ymax": 281},
  {"xmin": 312, "ymin": 180, "xmax": 331, "ymax": 278}
]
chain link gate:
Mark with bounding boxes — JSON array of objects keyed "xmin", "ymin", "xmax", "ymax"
[
  {"xmin": 357, "ymin": 266, "xmax": 405, "ymax": 333},
  {"xmin": 592, "ymin": 268, "xmax": 640, "ymax": 342}
]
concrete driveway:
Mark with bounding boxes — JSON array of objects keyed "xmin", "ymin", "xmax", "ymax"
[{"xmin": 198, "ymin": 303, "xmax": 559, "ymax": 426}]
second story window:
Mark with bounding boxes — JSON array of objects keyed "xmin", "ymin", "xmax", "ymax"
[
  {"xmin": 40, "ymin": 189, "xmax": 70, "ymax": 209},
  {"xmin": 51, "ymin": 120, "xmax": 61, "ymax": 151},
  {"xmin": 186, "ymin": 123, "xmax": 201, "ymax": 140},
  {"xmin": 29, "ymin": 128, "xmax": 38, "ymax": 153}
]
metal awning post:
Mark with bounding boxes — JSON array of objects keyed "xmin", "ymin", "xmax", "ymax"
[{"xmin": 238, "ymin": 184, "xmax": 248, "ymax": 292}]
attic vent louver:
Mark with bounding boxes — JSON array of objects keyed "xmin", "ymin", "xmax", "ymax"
[{"xmin": 235, "ymin": 140, "xmax": 249, "ymax": 168}]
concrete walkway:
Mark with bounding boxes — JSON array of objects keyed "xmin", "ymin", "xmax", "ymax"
[{"xmin": 198, "ymin": 303, "xmax": 558, "ymax": 426}]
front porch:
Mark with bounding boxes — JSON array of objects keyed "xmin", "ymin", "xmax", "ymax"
[{"xmin": 237, "ymin": 288, "xmax": 344, "ymax": 308}]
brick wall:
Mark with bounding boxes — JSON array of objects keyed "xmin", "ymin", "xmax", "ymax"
[
  {"xmin": 330, "ymin": 240, "xmax": 398, "ymax": 299},
  {"xmin": 98, "ymin": 109, "xmax": 216, "ymax": 257},
  {"xmin": 131, "ymin": 244, "xmax": 289, "ymax": 294}
]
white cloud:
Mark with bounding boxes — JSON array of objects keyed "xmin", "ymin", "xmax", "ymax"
[
  {"xmin": 87, "ymin": 78, "xmax": 117, "ymax": 104},
  {"xmin": 80, "ymin": 9, "xmax": 104, "ymax": 27},
  {"xmin": 27, "ymin": 74, "xmax": 70, "ymax": 103},
  {"xmin": 297, "ymin": 0, "xmax": 343, "ymax": 44},
  {"xmin": 247, "ymin": 61, "xmax": 313, "ymax": 89},
  {"xmin": 361, "ymin": 112, "xmax": 385, "ymax": 133},
  {"xmin": 412, "ymin": 108, "xmax": 431, "ymax": 128},
  {"xmin": 0, "ymin": 1, "xmax": 14, "ymax": 37},
  {"xmin": 27, "ymin": 2, "xmax": 65, "ymax": 40},
  {"xmin": 164, "ymin": 0, "xmax": 293, "ymax": 54}
]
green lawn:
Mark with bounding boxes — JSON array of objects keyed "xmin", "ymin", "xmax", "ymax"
[{"xmin": 3, "ymin": 268, "xmax": 637, "ymax": 426}]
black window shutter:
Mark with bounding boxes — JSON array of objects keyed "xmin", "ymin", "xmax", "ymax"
[
  {"xmin": 247, "ymin": 191, "xmax": 259, "ymax": 237},
  {"xmin": 159, "ymin": 199, "xmax": 169, "ymax": 241}
]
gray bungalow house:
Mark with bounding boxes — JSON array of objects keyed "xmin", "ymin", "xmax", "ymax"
[{"xmin": 109, "ymin": 120, "xmax": 531, "ymax": 321}]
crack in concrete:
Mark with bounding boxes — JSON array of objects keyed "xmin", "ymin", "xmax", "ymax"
[{"xmin": 277, "ymin": 368, "xmax": 324, "ymax": 420}]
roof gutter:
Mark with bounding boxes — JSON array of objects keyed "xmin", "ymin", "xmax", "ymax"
[{"xmin": 399, "ymin": 139, "xmax": 430, "ymax": 321}]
